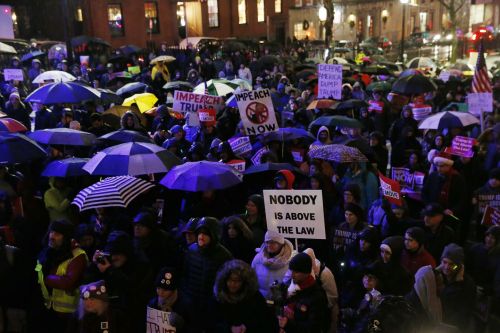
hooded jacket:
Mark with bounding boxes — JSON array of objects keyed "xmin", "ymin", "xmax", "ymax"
[
  {"xmin": 311, "ymin": 126, "xmax": 332, "ymax": 147},
  {"xmin": 276, "ymin": 169, "xmax": 295, "ymax": 190},
  {"xmin": 221, "ymin": 217, "xmax": 255, "ymax": 264},
  {"xmin": 43, "ymin": 178, "xmax": 72, "ymax": 222}
]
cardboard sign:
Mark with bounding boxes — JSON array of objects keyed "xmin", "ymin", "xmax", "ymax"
[
  {"xmin": 228, "ymin": 136, "xmax": 252, "ymax": 157},
  {"xmin": 251, "ymin": 146, "xmax": 268, "ymax": 165},
  {"xmin": 291, "ymin": 148, "xmax": 305, "ymax": 163},
  {"xmin": 317, "ymin": 64, "xmax": 343, "ymax": 99},
  {"xmin": 445, "ymin": 136, "xmax": 475, "ymax": 158},
  {"xmin": 173, "ymin": 90, "xmax": 224, "ymax": 113},
  {"xmin": 481, "ymin": 205, "xmax": 500, "ymax": 226},
  {"xmin": 198, "ymin": 108, "xmax": 216, "ymax": 126},
  {"xmin": 146, "ymin": 307, "xmax": 176, "ymax": 333},
  {"xmin": 3, "ymin": 69, "xmax": 23, "ymax": 81},
  {"xmin": 468, "ymin": 93, "xmax": 493, "ymax": 115},
  {"xmin": 411, "ymin": 104, "xmax": 432, "ymax": 121},
  {"xmin": 235, "ymin": 89, "xmax": 278, "ymax": 135},
  {"xmin": 391, "ymin": 168, "xmax": 415, "ymax": 189},
  {"xmin": 379, "ymin": 173, "xmax": 403, "ymax": 206},
  {"xmin": 226, "ymin": 159, "xmax": 246, "ymax": 172},
  {"xmin": 264, "ymin": 189, "xmax": 326, "ymax": 239},
  {"xmin": 128, "ymin": 66, "xmax": 141, "ymax": 75},
  {"xmin": 368, "ymin": 100, "xmax": 384, "ymax": 114}
]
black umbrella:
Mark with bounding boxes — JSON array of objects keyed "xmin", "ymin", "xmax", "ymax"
[
  {"xmin": 296, "ymin": 69, "xmax": 317, "ymax": 80},
  {"xmin": 334, "ymin": 99, "xmax": 369, "ymax": 111},
  {"xmin": 97, "ymin": 88, "xmax": 124, "ymax": 104},
  {"xmin": 391, "ymin": 74, "xmax": 437, "ymax": 95},
  {"xmin": 294, "ymin": 64, "xmax": 317, "ymax": 72},
  {"xmin": 71, "ymin": 35, "xmax": 111, "ymax": 48},
  {"xmin": 343, "ymin": 138, "xmax": 377, "ymax": 162},
  {"xmin": 21, "ymin": 50, "xmax": 45, "ymax": 63},
  {"xmin": 258, "ymin": 55, "xmax": 279, "ymax": 70},
  {"xmin": 119, "ymin": 45, "xmax": 143, "ymax": 56},
  {"xmin": 163, "ymin": 81, "xmax": 194, "ymax": 91},
  {"xmin": 360, "ymin": 65, "xmax": 393, "ymax": 75}
]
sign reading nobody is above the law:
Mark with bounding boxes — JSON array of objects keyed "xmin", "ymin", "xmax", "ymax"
[{"xmin": 264, "ymin": 190, "xmax": 326, "ymax": 239}]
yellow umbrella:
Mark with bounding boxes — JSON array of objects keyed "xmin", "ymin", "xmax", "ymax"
[
  {"xmin": 150, "ymin": 55, "xmax": 176, "ymax": 64},
  {"xmin": 122, "ymin": 93, "xmax": 158, "ymax": 113}
]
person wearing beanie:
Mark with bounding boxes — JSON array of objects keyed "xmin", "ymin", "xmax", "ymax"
[
  {"xmin": 4, "ymin": 90, "xmax": 30, "ymax": 130},
  {"xmin": 438, "ymin": 243, "xmax": 476, "ymax": 330},
  {"xmin": 241, "ymin": 194, "xmax": 267, "ymax": 247},
  {"xmin": 251, "ymin": 230, "xmax": 295, "ymax": 301},
  {"xmin": 278, "ymin": 252, "xmax": 329, "ymax": 333},
  {"xmin": 332, "ymin": 203, "xmax": 367, "ymax": 260},
  {"xmin": 400, "ymin": 227, "xmax": 436, "ymax": 276},
  {"xmin": 274, "ymin": 169, "xmax": 296, "ymax": 190},
  {"xmin": 35, "ymin": 220, "xmax": 88, "ymax": 332},
  {"xmin": 472, "ymin": 168, "xmax": 500, "ymax": 239},
  {"xmin": 169, "ymin": 124, "xmax": 190, "ymax": 158},
  {"xmin": 420, "ymin": 203, "xmax": 455, "ymax": 263}
]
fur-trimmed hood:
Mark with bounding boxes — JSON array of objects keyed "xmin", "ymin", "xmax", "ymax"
[
  {"xmin": 253, "ymin": 238, "xmax": 294, "ymax": 270},
  {"xmin": 214, "ymin": 259, "xmax": 258, "ymax": 304}
]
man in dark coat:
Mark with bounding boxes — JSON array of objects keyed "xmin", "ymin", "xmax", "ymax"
[{"xmin": 421, "ymin": 203, "xmax": 456, "ymax": 262}]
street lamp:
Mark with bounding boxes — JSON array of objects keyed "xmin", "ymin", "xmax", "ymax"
[
  {"xmin": 399, "ymin": 0, "xmax": 409, "ymax": 63},
  {"xmin": 318, "ymin": 5, "xmax": 327, "ymax": 43}
]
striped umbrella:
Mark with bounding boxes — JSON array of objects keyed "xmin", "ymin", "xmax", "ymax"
[
  {"xmin": 72, "ymin": 176, "xmax": 155, "ymax": 211},
  {"xmin": 83, "ymin": 142, "xmax": 181, "ymax": 176},
  {"xmin": 418, "ymin": 111, "xmax": 479, "ymax": 130},
  {"xmin": 193, "ymin": 79, "xmax": 240, "ymax": 96},
  {"xmin": 0, "ymin": 118, "xmax": 28, "ymax": 133},
  {"xmin": 308, "ymin": 144, "xmax": 368, "ymax": 163}
]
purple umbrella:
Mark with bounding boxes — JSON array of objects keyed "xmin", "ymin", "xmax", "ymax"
[
  {"xmin": 160, "ymin": 161, "xmax": 242, "ymax": 192},
  {"xmin": 0, "ymin": 133, "xmax": 47, "ymax": 164},
  {"xmin": 97, "ymin": 130, "xmax": 153, "ymax": 145},
  {"xmin": 260, "ymin": 127, "xmax": 314, "ymax": 143},
  {"xmin": 41, "ymin": 157, "xmax": 90, "ymax": 177},
  {"xmin": 29, "ymin": 128, "xmax": 96, "ymax": 146},
  {"xmin": 25, "ymin": 81, "xmax": 101, "ymax": 104}
]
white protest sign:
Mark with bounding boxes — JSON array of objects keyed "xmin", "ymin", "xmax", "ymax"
[
  {"xmin": 228, "ymin": 136, "xmax": 252, "ymax": 156},
  {"xmin": 173, "ymin": 91, "xmax": 223, "ymax": 113},
  {"xmin": 251, "ymin": 146, "xmax": 268, "ymax": 165},
  {"xmin": 146, "ymin": 307, "xmax": 176, "ymax": 333},
  {"xmin": 317, "ymin": 64, "xmax": 342, "ymax": 99},
  {"xmin": 227, "ymin": 159, "xmax": 246, "ymax": 172},
  {"xmin": 4, "ymin": 69, "xmax": 24, "ymax": 81},
  {"xmin": 438, "ymin": 70, "xmax": 451, "ymax": 82},
  {"xmin": 468, "ymin": 93, "xmax": 493, "ymax": 115},
  {"xmin": 235, "ymin": 89, "xmax": 278, "ymax": 135},
  {"xmin": 264, "ymin": 189, "xmax": 326, "ymax": 239}
]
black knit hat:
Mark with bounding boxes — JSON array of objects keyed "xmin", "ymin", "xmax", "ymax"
[
  {"xmin": 358, "ymin": 227, "xmax": 380, "ymax": 245},
  {"xmin": 104, "ymin": 231, "xmax": 133, "ymax": 257},
  {"xmin": 441, "ymin": 243, "xmax": 464, "ymax": 265},
  {"xmin": 289, "ymin": 252, "xmax": 312, "ymax": 274},
  {"xmin": 489, "ymin": 168, "xmax": 500, "ymax": 181},
  {"xmin": 405, "ymin": 227, "xmax": 425, "ymax": 246},
  {"xmin": 133, "ymin": 211, "xmax": 156, "ymax": 229},
  {"xmin": 49, "ymin": 220, "xmax": 75, "ymax": 240},
  {"xmin": 155, "ymin": 267, "xmax": 178, "ymax": 290},
  {"xmin": 344, "ymin": 203, "xmax": 365, "ymax": 221}
]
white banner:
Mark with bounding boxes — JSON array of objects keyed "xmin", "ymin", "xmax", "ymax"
[
  {"xmin": 264, "ymin": 189, "xmax": 326, "ymax": 239},
  {"xmin": 317, "ymin": 64, "xmax": 342, "ymax": 100},
  {"xmin": 468, "ymin": 92, "xmax": 493, "ymax": 115},
  {"xmin": 173, "ymin": 90, "xmax": 223, "ymax": 113},
  {"xmin": 146, "ymin": 307, "xmax": 176, "ymax": 333},
  {"xmin": 4, "ymin": 68, "xmax": 23, "ymax": 81},
  {"xmin": 228, "ymin": 136, "xmax": 252, "ymax": 156},
  {"xmin": 235, "ymin": 89, "xmax": 278, "ymax": 135}
]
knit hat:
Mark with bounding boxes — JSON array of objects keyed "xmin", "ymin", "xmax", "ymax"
[
  {"xmin": 289, "ymin": 252, "xmax": 313, "ymax": 274},
  {"xmin": 441, "ymin": 243, "xmax": 464, "ymax": 265},
  {"xmin": 104, "ymin": 231, "xmax": 133, "ymax": 257},
  {"xmin": 422, "ymin": 203, "xmax": 444, "ymax": 217},
  {"xmin": 80, "ymin": 280, "xmax": 108, "ymax": 301},
  {"xmin": 380, "ymin": 236, "xmax": 404, "ymax": 257},
  {"xmin": 264, "ymin": 230, "xmax": 285, "ymax": 245},
  {"xmin": 133, "ymin": 211, "xmax": 156, "ymax": 229},
  {"xmin": 155, "ymin": 267, "xmax": 178, "ymax": 290},
  {"xmin": 344, "ymin": 203, "xmax": 365, "ymax": 221},
  {"xmin": 343, "ymin": 183, "xmax": 362, "ymax": 203},
  {"xmin": 182, "ymin": 217, "xmax": 199, "ymax": 234},
  {"xmin": 210, "ymin": 138, "xmax": 222, "ymax": 150},
  {"xmin": 170, "ymin": 125, "xmax": 183, "ymax": 135},
  {"xmin": 405, "ymin": 227, "xmax": 425, "ymax": 246},
  {"xmin": 358, "ymin": 227, "xmax": 379, "ymax": 245},
  {"xmin": 489, "ymin": 168, "xmax": 500, "ymax": 181},
  {"xmin": 49, "ymin": 220, "xmax": 75, "ymax": 240},
  {"xmin": 433, "ymin": 151, "xmax": 454, "ymax": 166}
]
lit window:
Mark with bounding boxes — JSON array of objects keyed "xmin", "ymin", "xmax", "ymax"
[
  {"xmin": 75, "ymin": 8, "xmax": 83, "ymax": 22},
  {"xmin": 257, "ymin": 0, "xmax": 265, "ymax": 22},
  {"xmin": 275, "ymin": 0, "xmax": 281, "ymax": 13},
  {"xmin": 208, "ymin": 0, "xmax": 219, "ymax": 27},
  {"xmin": 294, "ymin": 21, "xmax": 314, "ymax": 40},
  {"xmin": 107, "ymin": 4, "xmax": 124, "ymax": 37},
  {"xmin": 145, "ymin": 2, "xmax": 159, "ymax": 34},
  {"xmin": 238, "ymin": 0, "xmax": 247, "ymax": 24},
  {"xmin": 294, "ymin": 0, "xmax": 303, "ymax": 7},
  {"xmin": 304, "ymin": 0, "xmax": 313, "ymax": 5}
]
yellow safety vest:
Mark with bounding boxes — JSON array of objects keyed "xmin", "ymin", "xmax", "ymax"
[{"xmin": 35, "ymin": 248, "xmax": 87, "ymax": 313}]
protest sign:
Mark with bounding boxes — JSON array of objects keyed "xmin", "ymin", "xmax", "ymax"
[
  {"xmin": 146, "ymin": 307, "xmax": 176, "ymax": 333},
  {"xmin": 173, "ymin": 91, "xmax": 224, "ymax": 113},
  {"xmin": 3, "ymin": 69, "xmax": 23, "ymax": 81},
  {"xmin": 291, "ymin": 148, "xmax": 305, "ymax": 164},
  {"xmin": 235, "ymin": 89, "xmax": 278, "ymax": 135},
  {"xmin": 444, "ymin": 136, "xmax": 475, "ymax": 158},
  {"xmin": 128, "ymin": 66, "xmax": 141, "ymax": 75},
  {"xmin": 379, "ymin": 173, "xmax": 403, "ymax": 206},
  {"xmin": 468, "ymin": 93, "xmax": 493, "ymax": 115},
  {"xmin": 317, "ymin": 64, "xmax": 342, "ymax": 99},
  {"xmin": 368, "ymin": 100, "xmax": 384, "ymax": 114},
  {"xmin": 481, "ymin": 206, "xmax": 500, "ymax": 226},
  {"xmin": 438, "ymin": 70, "xmax": 451, "ymax": 82},
  {"xmin": 79, "ymin": 55, "xmax": 89, "ymax": 66},
  {"xmin": 264, "ymin": 189, "xmax": 326, "ymax": 239},
  {"xmin": 251, "ymin": 146, "xmax": 268, "ymax": 165},
  {"xmin": 226, "ymin": 159, "xmax": 246, "ymax": 172},
  {"xmin": 228, "ymin": 136, "xmax": 252, "ymax": 157},
  {"xmin": 411, "ymin": 104, "xmax": 432, "ymax": 121},
  {"xmin": 198, "ymin": 108, "xmax": 216, "ymax": 126}
]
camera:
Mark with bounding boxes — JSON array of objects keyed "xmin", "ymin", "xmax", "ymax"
[{"xmin": 96, "ymin": 252, "xmax": 111, "ymax": 265}]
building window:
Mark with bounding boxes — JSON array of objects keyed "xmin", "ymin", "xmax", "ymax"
[
  {"xmin": 145, "ymin": 2, "xmax": 159, "ymax": 34},
  {"xmin": 75, "ymin": 8, "xmax": 83, "ymax": 22},
  {"xmin": 107, "ymin": 4, "xmax": 124, "ymax": 37},
  {"xmin": 208, "ymin": 0, "xmax": 219, "ymax": 27},
  {"xmin": 257, "ymin": 0, "xmax": 265, "ymax": 22},
  {"xmin": 304, "ymin": 0, "xmax": 313, "ymax": 6},
  {"xmin": 238, "ymin": 0, "xmax": 247, "ymax": 24},
  {"xmin": 294, "ymin": 21, "xmax": 313, "ymax": 40},
  {"xmin": 275, "ymin": 0, "xmax": 281, "ymax": 13},
  {"xmin": 294, "ymin": 0, "xmax": 302, "ymax": 7}
]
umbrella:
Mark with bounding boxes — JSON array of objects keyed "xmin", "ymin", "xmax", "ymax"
[
  {"xmin": 106, "ymin": 72, "xmax": 134, "ymax": 87},
  {"xmin": 72, "ymin": 176, "xmax": 155, "ymax": 211},
  {"xmin": 334, "ymin": 99, "xmax": 369, "ymax": 111},
  {"xmin": 0, "ymin": 118, "xmax": 28, "ymax": 133},
  {"xmin": 122, "ymin": 93, "xmax": 158, "ymax": 113},
  {"xmin": 193, "ymin": 79, "xmax": 239, "ymax": 96},
  {"xmin": 25, "ymin": 81, "xmax": 101, "ymax": 104},
  {"xmin": 399, "ymin": 68, "xmax": 424, "ymax": 78},
  {"xmin": 83, "ymin": 142, "xmax": 181, "ymax": 176},
  {"xmin": 418, "ymin": 111, "xmax": 479, "ymax": 130},
  {"xmin": 366, "ymin": 81, "xmax": 392, "ymax": 93},
  {"xmin": 0, "ymin": 111, "xmax": 6, "ymax": 118},
  {"xmin": 21, "ymin": 50, "xmax": 45, "ymax": 63},
  {"xmin": 328, "ymin": 57, "xmax": 349, "ymax": 64},
  {"xmin": 102, "ymin": 105, "xmax": 148, "ymax": 128},
  {"xmin": 445, "ymin": 62, "xmax": 472, "ymax": 72},
  {"xmin": 260, "ymin": 128, "xmax": 314, "ymax": 143},
  {"xmin": 295, "ymin": 69, "xmax": 317, "ymax": 80},
  {"xmin": 307, "ymin": 99, "xmax": 339, "ymax": 110},
  {"xmin": 97, "ymin": 88, "xmax": 124, "ymax": 104},
  {"xmin": 244, "ymin": 162, "xmax": 302, "ymax": 175},
  {"xmin": 406, "ymin": 57, "xmax": 437, "ymax": 70},
  {"xmin": 231, "ymin": 78, "xmax": 253, "ymax": 91},
  {"xmin": 309, "ymin": 116, "xmax": 363, "ymax": 130},
  {"xmin": 0, "ymin": 42, "xmax": 16, "ymax": 54},
  {"xmin": 119, "ymin": 44, "xmax": 143, "ymax": 56},
  {"xmin": 391, "ymin": 74, "xmax": 437, "ymax": 95},
  {"xmin": 163, "ymin": 81, "xmax": 194, "ymax": 91},
  {"xmin": 294, "ymin": 64, "xmax": 317, "ymax": 72},
  {"xmin": 116, "ymin": 82, "xmax": 148, "ymax": 96},
  {"xmin": 29, "ymin": 128, "xmax": 96, "ymax": 146},
  {"xmin": 360, "ymin": 65, "xmax": 393, "ymax": 75},
  {"xmin": 32, "ymin": 70, "xmax": 76, "ymax": 84},
  {"xmin": 226, "ymin": 95, "xmax": 238, "ymax": 108},
  {"xmin": 98, "ymin": 130, "xmax": 153, "ymax": 144},
  {"xmin": 343, "ymin": 138, "xmax": 377, "ymax": 162},
  {"xmin": 71, "ymin": 35, "xmax": 111, "ymax": 48},
  {"xmin": 160, "ymin": 161, "xmax": 242, "ymax": 192},
  {"xmin": 258, "ymin": 55, "xmax": 279, "ymax": 70},
  {"xmin": 0, "ymin": 133, "xmax": 47, "ymax": 164},
  {"xmin": 150, "ymin": 55, "xmax": 176, "ymax": 64},
  {"xmin": 308, "ymin": 144, "xmax": 368, "ymax": 163},
  {"xmin": 41, "ymin": 157, "xmax": 90, "ymax": 177},
  {"xmin": 48, "ymin": 43, "xmax": 67, "ymax": 60}
]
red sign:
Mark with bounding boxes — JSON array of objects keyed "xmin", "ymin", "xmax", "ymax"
[
  {"xmin": 445, "ymin": 136, "xmax": 476, "ymax": 158},
  {"xmin": 379, "ymin": 173, "xmax": 403, "ymax": 206},
  {"xmin": 368, "ymin": 100, "xmax": 384, "ymax": 114},
  {"xmin": 198, "ymin": 108, "xmax": 216, "ymax": 126},
  {"xmin": 481, "ymin": 205, "xmax": 500, "ymax": 226}
]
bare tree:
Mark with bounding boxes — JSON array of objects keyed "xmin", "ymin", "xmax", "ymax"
[{"xmin": 438, "ymin": 0, "xmax": 467, "ymax": 62}]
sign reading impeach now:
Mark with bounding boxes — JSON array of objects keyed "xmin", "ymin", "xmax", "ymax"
[{"xmin": 263, "ymin": 190, "xmax": 326, "ymax": 239}]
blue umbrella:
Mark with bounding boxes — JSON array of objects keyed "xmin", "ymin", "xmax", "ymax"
[
  {"xmin": 261, "ymin": 127, "xmax": 314, "ymax": 143},
  {"xmin": 160, "ymin": 161, "xmax": 242, "ymax": 192},
  {"xmin": 116, "ymin": 82, "xmax": 148, "ymax": 96},
  {"xmin": 0, "ymin": 133, "xmax": 47, "ymax": 164},
  {"xmin": 41, "ymin": 157, "xmax": 90, "ymax": 177},
  {"xmin": 25, "ymin": 82, "xmax": 101, "ymax": 104},
  {"xmin": 21, "ymin": 50, "xmax": 45, "ymax": 63},
  {"xmin": 97, "ymin": 130, "xmax": 153, "ymax": 144},
  {"xmin": 226, "ymin": 94, "xmax": 238, "ymax": 107},
  {"xmin": 244, "ymin": 162, "xmax": 302, "ymax": 175},
  {"xmin": 29, "ymin": 128, "xmax": 96, "ymax": 146},
  {"xmin": 83, "ymin": 142, "xmax": 181, "ymax": 176}
]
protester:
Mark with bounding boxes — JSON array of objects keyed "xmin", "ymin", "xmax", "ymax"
[{"xmin": 400, "ymin": 227, "xmax": 436, "ymax": 276}]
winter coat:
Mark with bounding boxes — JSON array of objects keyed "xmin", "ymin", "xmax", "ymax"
[
  {"xmin": 423, "ymin": 223, "xmax": 456, "ymax": 263},
  {"xmin": 331, "ymin": 221, "xmax": 367, "ymax": 259},
  {"xmin": 221, "ymin": 217, "xmax": 256, "ymax": 264},
  {"xmin": 422, "ymin": 170, "xmax": 466, "ymax": 220},
  {"xmin": 467, "ymin": 242, "xmax": 500, "ymax": 299},
  {"xmin": 4, "ymin": 101, "xmax": 31, "ymax": 130},
  {"xmin": 369, "ymin": 260, "xmax": 412, "ymax": 296},
  {"xmin": 66, "ymin": 308, "xmax": 132, "ymax": 333},
  {"xmin": 148, "ymin": 294, "xmax": 192, "ymax": 333},
  {"xmin": 310, "ymin": 126, "xmax": 332, "ymax": 147},
  {"xmin": 43, "ymin": 178, "xmax": 72, "ymax": 222},
  {"xmin": 440, "ymin": 270, "xmax": 476, "ymax": 331},
  {"xmin": 341, "ymin": 167, "xmax": 379, "ymax": 209},
  {"xmin": 134, "ymin": 228, "xmax": 179, "ymax": 272},
  {"xmin": 251, "ymin": 239, "xmax": 294, "ymax": 300},
  {"xmin": 34, "ymin": 108, "xmax": 57, "ymax": 130},
  {"xmin": 400, "ymin": 247, "xmax": 436, "ymax": 276}
]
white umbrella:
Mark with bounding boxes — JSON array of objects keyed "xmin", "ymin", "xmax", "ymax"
[
  {"xmin": 32, "ymin": 70, "xmax": 76, "ymax": 84},
  {"xmin": 0, "ymin": 42, "xmax": 16, "ymax": 54},
  {"xmin": 418, "ymin": 111, "xmax": 479, "ymax": 130},
  {"xmin": 407, "ymin": 57, "xmax": 437, "ymax": 71},
  {"xmin": 193, "ymin": 79, "xmax": 239, "ymax": 96},
  {"xmin": 328, "ymin": 57, "xmax": 349, "ymax": 64},
  {"xmin": 231, "ymin": 78, "xmax": 252, "ymax": 90}
]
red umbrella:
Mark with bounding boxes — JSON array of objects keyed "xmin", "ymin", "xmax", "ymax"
[{"xmin": 0, "ymin": 118, "xmax": 28, "ymax": 133}]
